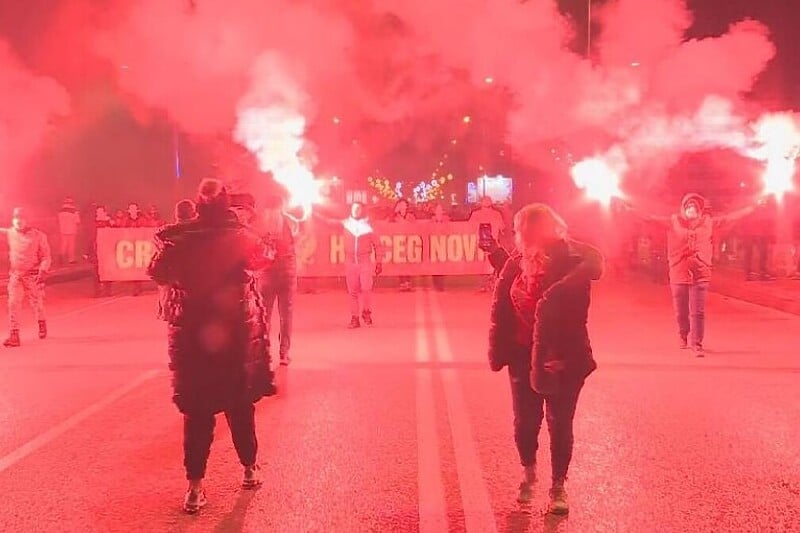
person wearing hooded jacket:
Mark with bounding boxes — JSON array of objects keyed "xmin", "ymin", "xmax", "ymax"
[
  {"xmin": 627, "ymin": 193, "xmax": 762, "ymax": 355},
  {"xmin": 147, "ymin": 179, "xmax": 276, "ymax": 514}
]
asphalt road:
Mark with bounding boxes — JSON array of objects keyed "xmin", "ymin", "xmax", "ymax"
[{"xmin": 0, "ymin": 278, "xmax": 797, "ymax": 532}]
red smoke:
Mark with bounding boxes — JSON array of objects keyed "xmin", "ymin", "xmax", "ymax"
[
  {"xmin": 0, "ymin": 40, "xmax": 70, "ymax": 199},
  {"xmin": 7, "ymin": 0, "xmax": 792, "ymax": 196}
]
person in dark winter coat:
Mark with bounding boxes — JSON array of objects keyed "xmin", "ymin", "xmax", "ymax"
[
  {"xmin": 482, "ymin": 203, "xmax": 603, "ymax": 515},
  {"xmin": 147, "ymin": 179, "xmax": 276, "ymax": 514}
]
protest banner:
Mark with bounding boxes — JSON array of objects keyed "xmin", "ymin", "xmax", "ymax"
[
  {"xmin": 96, "ymin": 227, "xmax": 158, "ymax": 281},
  {"xmin": 96, "ymin": 221, "xmax": 493, "ymax": 281}
]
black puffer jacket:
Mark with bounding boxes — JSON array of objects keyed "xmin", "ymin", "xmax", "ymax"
[
  {"xmin": 147, "ymin": 211, "xmax": 276, "ymax": 415},
  {"xmin": 487, "ymin": 239, "xmax": 603, "ymax": 387}
]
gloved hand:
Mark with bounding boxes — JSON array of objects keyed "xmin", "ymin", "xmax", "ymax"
[{"xmin": 374, "ymin": 262, "xmax": 383, "ymax": 276}]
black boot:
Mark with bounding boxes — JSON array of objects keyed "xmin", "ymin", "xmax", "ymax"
[
  {"xmin": 348, "ymin": 316, "xmax": 361, "ymax": 329},
  {"xmin": 362, "ymin": 310, "xmax": 373, "ymax": 326},
  {"xmin": 38, "ymin": 321, "xmax": 47, "ymax": 340},
  {"xmin": 3, "ymin": 330, "xmax": 20, "ymax": 348}
]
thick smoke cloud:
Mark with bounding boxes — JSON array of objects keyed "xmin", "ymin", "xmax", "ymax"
[
  {"xmin": 31, "ymin": 0, "xmax": 789, "ymax": 199},
  {"xmin": 0, "ymin": 41, "xmax": 70, "ymax": 199}
]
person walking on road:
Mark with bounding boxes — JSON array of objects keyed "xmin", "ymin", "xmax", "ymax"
[
  {"xmin": 147, "ymin": 179, "xmax": 276, "ymax": 514},
  {"xmin": 343, "ymin": 202, "xmax": 383, "ymax": 328},
  {"xmin": 626, "ymin": 193, "xmax": 760, "ymax": 356},
  {"xmin": 1, "ymin": 208, "xmax": 52, "ymax": 348},
  {"xmin": 57, "ymin": 197, "xmax": 80, "ymax": 265},
  {"xmin": 256, "ymin": 195, "xmax": 298, "ymax": 366},
  {"xmin": 482, "ymin": 203, "xmax": 603, "ymax": 515}
]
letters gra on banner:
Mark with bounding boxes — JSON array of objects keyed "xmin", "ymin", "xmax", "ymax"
[{"xmin": 95, "ymin": 221, "xmax": 494, "ymax": 281}]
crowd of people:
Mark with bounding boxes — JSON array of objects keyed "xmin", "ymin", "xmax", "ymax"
[{"xmin": 2, "ymin": 178, "xmax": 796, "ymax": 517}]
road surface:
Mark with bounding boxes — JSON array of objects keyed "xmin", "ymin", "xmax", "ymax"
[{"xmin": 0, "ymin": 278, "xmax": 798, "ymax": 532}]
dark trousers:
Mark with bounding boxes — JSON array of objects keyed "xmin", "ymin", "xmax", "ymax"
[
  {"xmin": 183, "ymin": 403, "xmax": 258, "ymax": 480},
  {"xmin": 508, "ymin": 364, "xmax": 584, "ymax": 483},
  {"xmin": 259, "ymin": 275, "xmax": 296, "ymax": 357},
  {"xmin": 670, "ymin": 281, "xmax": 709, "ymax": 346},
  {"xmin": 742, "ymin": 236, "xmax": 769, "ymax": 275}
]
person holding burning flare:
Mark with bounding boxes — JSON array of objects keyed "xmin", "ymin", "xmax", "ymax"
[
  {"xmin": 342, "ymin": 202, "xmax": 383, "ymax": 328},
  {"xmin": 627, "ymin": 193, "xmax": 761, "ymax": 355}
]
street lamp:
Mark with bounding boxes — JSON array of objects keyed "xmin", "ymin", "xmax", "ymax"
[{"xmin": 587, "ymin": 0, "xmax": 592, "ymax": 58}]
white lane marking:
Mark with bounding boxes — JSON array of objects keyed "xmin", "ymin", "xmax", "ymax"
[
  {"xmin": 0, "ymin": 369, "xmax": 161, "ymax": 475},
  {"xmin": 427, "ymin": 290, "xmax": 498, "ymax": 533},
  {"xmin": 415, "ymin": 290, "xmax": 448, "ymax": 533}
]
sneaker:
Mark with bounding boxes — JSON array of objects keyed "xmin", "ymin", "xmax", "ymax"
[
  {"xmin": 517, "ymin": 465, "xmax": 536, "ymax": 503},
  {"xmin": 760, "ymin": 273, "xmax": 775, "ymax": 281},
  {"xmin": 3, "ymin": 330, "xmax": 20, "ymax": 348},
  {"xmin": 279, "ymin": 353, "xmax": 290, "ymax": 366},
  {"xmin": 679, "ymin": 336, "xmax": 689, "ymax": 349},
  {"xmin": 362, "ymin": 310, "xmax": 373, "ymax": 326},
  {"xmin": 548, "ymin": 483, "xmax": 569, "ymax": 515},
  {"xmin": 348, "ymin": 316, "xmax": 360, "ymax": 329},
  {"xmin": 694, "ymin": 344, "xmax": 705, "ymax": 357},
  {"xmin": 517, "ymin": 481, "xmax": 534, "ymax": 504},
  {"xmin": 183, "ymin": 488, "xmax": 207, "ymax": 514},
  {"xmin": 242, "ymin": 464, "xmax": 262, "ymax": 490},
  {"xmin": 38, "ymin": 321, "xmax": 47, "ymax": 340}
]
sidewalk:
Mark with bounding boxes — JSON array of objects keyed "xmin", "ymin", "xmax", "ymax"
[{"xmin": 711, "ymin": 267, "xmax": 800, "ymax": 315}]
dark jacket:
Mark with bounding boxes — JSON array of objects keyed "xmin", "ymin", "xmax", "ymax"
[
  {"xmin": 487, "ymin": 239, "xmax": 603, "ymax": 392},
  {"xmin": 147, "ymin": 212, "xmax": 276, "ymax": 415},
  {"xmin": 256, "ymin": 213, "xmax": 297, "ymax": 281}
]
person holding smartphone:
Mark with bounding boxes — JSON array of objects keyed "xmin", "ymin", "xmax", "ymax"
[{"xmin": 480, "ymin": 203, "xmax": 603, "ymax": 514}]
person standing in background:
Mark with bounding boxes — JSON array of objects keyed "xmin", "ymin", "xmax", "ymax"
[
  {"xmin": 89, "ymin": 205, "xmax": 114, "ymax": 297},
  {"xmin": 256, "ymin": 195, "xmax": 298, "ymax": 366},
  {"xmin": 470, "ymin": 196, "xmax": 506, "ymax": 292},
  {"xmin": 740, "ymin": 196, "xmax": 776, "ymax": 281},
  {"xmin": 57, "ymin": 198, "xmax": 80, "ymax": 265},
  {"xmin": 343, "ymin": 202, "xmax": 383, "ymax": 328},
  {"xmin": 387, "ymin": 198, "xmax": 415, "ymax": 291},
  {"xmin": 1, "ymin": 208, "xmax": 52, "ymax": 348},
  {"xmin": 431, "ymin": 202, "xmax": 450, "ymax": 291},
  {"xmin": 155, "ymin": 199, "xmax": 197, "ymax": 322},
  {"xmin": 123, "ymin": 203, "xmax": 148, "ymax": 296}
]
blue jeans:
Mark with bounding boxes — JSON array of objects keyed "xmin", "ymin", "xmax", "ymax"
[{"xmin": 670, "ymin": 282, "xmax": 709, "ymax": 346}]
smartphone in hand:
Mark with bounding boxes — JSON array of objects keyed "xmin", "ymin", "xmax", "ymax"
[{"xmin": 478, "ymin": 223, "xmax": 494, "ymax": 249}]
